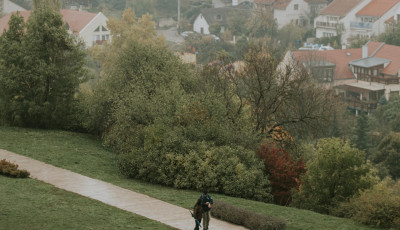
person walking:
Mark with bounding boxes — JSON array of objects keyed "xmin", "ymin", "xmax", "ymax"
[
  {"xmin": 193, "ymin": 198, "xmax": 203, "ymax": 230},
  {"xmin": 200, "ymin": 191, "xmax": 213, "ymax": 230}
]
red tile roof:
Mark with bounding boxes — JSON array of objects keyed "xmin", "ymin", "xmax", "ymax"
[
  {"xmin": 372, "ymin": 42, "xmax": 400, "ymax": 75},
  {"xmin": 356, "ymin": 0, "xmax": 400, "ymax": 17},
  {"xmin": 274, "ymin": 0, "xmax": 292, "ymax": 10},
  {"xmin": 291, "ymin": 41, "xmax": 400, "ymax": 79},
  {"xmin": 0, "ymin": 10, "xmax": 98, "ymax": 35},
  {"xmin": 291, "ymin": 48, "xmax": 362, "ymax": 80},
  {"xmin": 320, "ymin": 0, "xmax": 363, "ymax": 17}
]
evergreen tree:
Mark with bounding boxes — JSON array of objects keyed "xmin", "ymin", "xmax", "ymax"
[
  {"xmin": 354, "ymin": 111, "xmax": 370, "ymax": 152},
  {"xmin": 0, "ymin": 6, "xmax": 87, "ymax": 129}
]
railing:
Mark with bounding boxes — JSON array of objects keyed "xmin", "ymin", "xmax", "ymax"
[
  {"xmin": 315, "ymin": 21, "xmax": 338, "ymax": 28},
  {"xmin": 370, "ymin": 76, "xmax": 399, "ymax": 85},
  {"xmin": 345, "ymin": 98, "xmax": 378, "ymax": 111},
  {"xmin": 350, "ymin": 21, "xmax": 373, "ymax": 29}
]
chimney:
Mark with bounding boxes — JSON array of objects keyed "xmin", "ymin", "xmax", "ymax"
[
  {"xmin": 232, "ymin": 0, "xmax": 238, "ymax": 6},
  {"xmin": 362, "ymin": 44, "xmax": 368, "ymax": 58}
]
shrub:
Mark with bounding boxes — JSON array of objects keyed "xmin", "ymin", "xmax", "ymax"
[
  {"xmin": 211, "ymin": 201, "xmax": 286, "ymax": 230},
  {"xmin": 0, "ymin": 159, "xmax": 30, "ymax": 178},
  {"xmin": 257, "ymin": 143, "xmax": 306, "ymax": 205},
  {"xmin": 118, "ymin": 144, "xmax": 273, "ymax": 202},
  {"xmin": 334, "ymin": 178, "xmax": 400, "ymax": 229}
]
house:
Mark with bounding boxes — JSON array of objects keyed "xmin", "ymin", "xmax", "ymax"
[
  {"xmin": 282, "ymin": 41, "xmax": 400, "ymax": 113},
  {"xmin": 193, "ymin": 5, "xmax": 251, "ymax": 34},
  {"xmin": 350, "ymin": 0, "xmax": 400, "ymax": 39},
  {"xmin": 0, "ymin": 0, "xmax": 26, "ymax": 14},
  {"xmin": 315, "ymin": 0, "xmax": 400, "ymax": 47},
  {"xmin": 212, "ymin": 0, "xmax": 253, "ymax": 8},
  {"xmin": 0, "ymin": 9, "xmax": 109, "ymax": 47},
  {"xmin": 255, "ymin": 0, "xmax": 328, "ymax": 28},
  {"xmin": 314, "ymin": 0, "xmax": 370, "ymax": 47}
]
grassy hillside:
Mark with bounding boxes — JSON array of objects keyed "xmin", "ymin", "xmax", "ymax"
[
  {"xmin": 0, "ymin": 126, "xmax": 378, "ymax": 230},
  {"xmin": 0, "ymin": 176, "xmax": 175, "ymax": 229}
]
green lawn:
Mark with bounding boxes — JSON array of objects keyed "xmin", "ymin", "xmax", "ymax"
[
  {"xmin": 0, "ymin": 126, "xmax": 378, "ymax": 230},
  {"xmin": 0, "ymin": 176, "xmax": 175, "ymax": 230}
]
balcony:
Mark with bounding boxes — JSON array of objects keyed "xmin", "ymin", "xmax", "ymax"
[
  {"xmin": 345, "ymin": 97, "xmax": 378, "ymax": 111},
  {"xmin": 370, "ymin": 76, "xmax": 400, "ymax": 85},
  {"xmin": 350, "ymin": 21, "xmax": 373, "ymax": 29},
  {"xmin": 316, "ymin": 21, "xmax": 338, "ymax": 29}
]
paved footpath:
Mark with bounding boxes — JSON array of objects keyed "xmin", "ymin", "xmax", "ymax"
[{"xmin": 0, "ymin": 149, "xmax": 247, "ymax": 230}]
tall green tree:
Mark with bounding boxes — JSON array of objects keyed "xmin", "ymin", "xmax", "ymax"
[
  {"xmin": 379, "ymin": 22, "xmax": 400, "ymax": 46},
  {"xmin": 353, "ymin": 111, "xmax": 370, "ymax": 152},
  {"xmin": 372, "ymin": 132, "xmax": 400, "ymax": 180},
  {"xmin": 292, "ymin": 138, "xmax": 377, "ymax": 214},
  {"xmin": 0, "ymin": 6, "xmax": 87, "ymax": 129}
]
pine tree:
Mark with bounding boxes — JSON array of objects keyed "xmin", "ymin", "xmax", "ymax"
[{"xmin": 354, "ymin": 111, "xmax": 370, "ymax": 152}]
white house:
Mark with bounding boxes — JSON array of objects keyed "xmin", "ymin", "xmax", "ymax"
[
  {"xmin": 314, "ymin": 0, "xmax": 371, "ymax": 47},
  {"xmin": 254, "ymin": 0, "xmax": 328, "ymax": 28},
  {"xmin": 273, "ymin": 0, "xmax": 311, "ymax": 28},
  {"xmin": 0, "ymin": 0, "xmax": 26, "ymax": 14},
  {"xmin": 349, "ymin": 0, "xmax": 400, "ymax": 39},
  {"xmin": 193, "ymin": 5, "xmax": 251, "ymax": 34},
  {"xmin": 0, "ymin": 9, "xmax": 110, "ymax": 47}
]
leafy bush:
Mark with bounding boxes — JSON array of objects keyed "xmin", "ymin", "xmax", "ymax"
[
  {"xmin": 211, "ymin": 201, "xmax": 286, "ymax": 230},
  {"xmin": 257, "ymin": 143, "xmax": 306, "ymax": 205},
  {"xmin": 292, "ymin": 138, "xmax": 377, "ymax": 214},
  {"xmin": 118, "ymin": 144, "xmax": 273, "ymax": 202},
  {"xmin": 334, "ymin": 178, "xmax": 400, "ymax": 229},
  {"xmin": 0, "ymin": 159, "xmax": 30, "ymax": 178}
]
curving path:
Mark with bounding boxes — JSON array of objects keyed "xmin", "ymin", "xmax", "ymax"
[{"xmin": 0, "ymin": 149, "xmax": 247, "ymax": 230}]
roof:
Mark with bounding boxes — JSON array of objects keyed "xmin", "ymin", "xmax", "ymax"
[
  {"xmin": 356, "ymin": 0, "xmax": 400, "ymax": 17},
  {"xmin": 291, "ymin": 48, "xmax": 363, "ymax": 80},
  {"xmin": 320, "ymin": 0, "xmax": 364, "ymax": 17},
  {"xmin": 0, "ymin": 10, "xmax": 98, "ymax": 35},
  {"xmin": 350, "ymin": 57, "xmax": 391, "ymax": 68},
  {"xmin": 371, "ymin": 42, "xmax": 400, "ymax": 75},
  {"xmin": 274, "ymin": 0, "xmax": 292, "ymax": 10},
  {"xmin": 253, "ymin": 0, "xmax": 276, "ymax": 5},
  {"xmin": 199, "ymin": 5, "xmax": 251, "ymax": 25}
]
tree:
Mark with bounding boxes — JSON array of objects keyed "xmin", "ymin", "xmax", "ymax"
[
  {"xmin": 353, "ymin": 111, "xmax": 370, "ymax": 153},
  {"xmin": 246, "ymin": 9, "xmax": 277, "ymax": 39},
  {"xmin": 372, "ymin": 132, "xmax": 400, "ymax": 180},
  {"xmin": 378, "ymin": 22, "xmax": 400, "ymax": 46},
  {"xmin": 238, "ymin": 44, "xmax": 336, "ymax": 141},
  {"xmin": 0, "ymin": 6, "xmax": 87, "ymax": 129},
  {"xmin": 292, "ymin": 138, "xmax": 377, "ymax": 214},
  {"xmin": 257, "ymin": 143, "xmax": 306, "ymax": 205}
]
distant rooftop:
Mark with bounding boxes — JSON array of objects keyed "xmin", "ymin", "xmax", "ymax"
[
  {"xmin": 356, "ymin": 0, "xmax": 400, "ymax": 17},
  {"xmin": 350, "ymin": 57, "xmax": 391, "ymax": 68},
  {"xmin": 320, "ymin": 0, "xmax": 363, "ymax": 17}
]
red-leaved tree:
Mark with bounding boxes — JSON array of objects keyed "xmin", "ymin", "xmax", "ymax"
[{"xmin": 258, "ymin": 143, "xmax": 306, "ymax": 205}]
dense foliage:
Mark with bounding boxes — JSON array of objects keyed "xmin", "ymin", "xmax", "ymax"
[
  {"xmin": 257, "ymin": 144, "xmax": 306, "ymax": 205},
  {"xmin": 335, "ymin": 178, "xmax": 400, "ymax": 229},
  {"xmin": 292, "ymin": 138, "xmax": 377, "ymax": 214},
  {"xmin": 212, "ymin": 201, "xmax": 286, "ymax": 230},
  {"xmin": 0, "ymin": 7, "xmax": 87, "ymax": 129},
  {"xmin": 0, "ymin": 159, "xmax": 30, "ymax": 178}
]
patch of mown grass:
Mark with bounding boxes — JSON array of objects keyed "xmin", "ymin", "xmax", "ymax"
[
  {"xmin": 0, "ymin": 126, "xmax": 378, "ymax": 230},
  {"xmin": 0, "ymin": 176, "xmax": 175, "ymax": 230}
]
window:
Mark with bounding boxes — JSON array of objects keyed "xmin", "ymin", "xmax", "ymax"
[
  {"xmin": 94, "ymin": 26, "xmax": 100, "ymax": 32},
  {"xmin": 216, "ymin": 14, "xmax": 222, "ymax": 20},
  {"xmin": 102, "ymin": 26, "xmax": 108, "ymax": 32},
  {"xmin": 294, "ymin": 4, "xmax": 298, "ymax": 10}
]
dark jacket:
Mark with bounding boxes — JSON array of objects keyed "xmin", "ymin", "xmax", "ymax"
[
  {"xmin": 200, "ymin": 194, "xmax": 213, "ymax": 212},
  {"xmin": 193, "ymin": 203, "xmax": 203, "ymax": 221}
]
